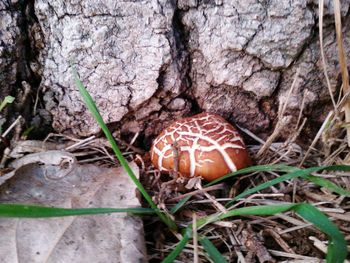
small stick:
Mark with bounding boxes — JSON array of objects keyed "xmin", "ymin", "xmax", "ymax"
[
  {"xmin": 65, "ymin": 135, "xmax": 96, "ymax": 150},
  {"xmin": 225, "ymin": 229, "xmax": 246, "ymax": 263},
  {"xmin": 309, "ymin": 236, "xmax": 327, "ymax": 254},
  {"xmin": 268, "ymin": 249, "xmax": 322, "ymax": 261},
  {"xmin": 2, "ymin": 115, "xmax": 22, "ymax": 137},
  {"xmin": 265, "ymin": 228, "xmax": 295, "ymax": 254},
  {"xmin": 196, "ymin": 182, "xmax": 227, "ymax": 213},
  {"xmin": 278, "ymin": 223, "xmax": 313, "ymax": 234},
  {"xmin": 125, "ymin": 132, "xmax": 139, "ymax": 152}
]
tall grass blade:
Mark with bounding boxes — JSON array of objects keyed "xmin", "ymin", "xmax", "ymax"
[
  {"xmin": 199, "ymin": 236, "xmax": 228, "ymax": 263},
  {"xmin": 165, "ymin": 203, "xmax": 346, "ymax": 263},
  {"xmin": 161, "ymin": 229, "xmax": 191, "ymax": 263},
  {"xmin": 226, "ymin": 165, "xmax": 350, "ymax": 207},
  {"xmin": 0, "ymin": 204, "xmax": 155, "ymax": 217},
  {"xmin": 306, "ymin": 175, "xmax": 350, "ymax": 196},
  {"xmin": 207, "ymin": 164, "xmax": 297, "ymax": 186},
  {"xmin": 72, "ymin": 67, "xmax": 176, "ymax": 230},
  {"xmin": 293, "ymin": 203, "xmax": 346, "ymax": 263},
  {"xmin": 170, "ymin": 196, "xmax": 191, "ymax": 214},
  {"xmin": 172, "ymin": 164, "xmax": 298, "ymax": 213}
]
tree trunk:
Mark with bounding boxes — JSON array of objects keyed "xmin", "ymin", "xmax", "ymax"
[{"xmin": 2, "ymin": 0, "xmax": 350, "ymax": 145}]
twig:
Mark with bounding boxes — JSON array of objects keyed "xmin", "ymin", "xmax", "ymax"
[
  {"xmin": 196, "ymin": 182, "xmax": 227, "ymax": 213},
  {"xmin": 265, "ymin": 228, "xmax": 295, "ymax": 254},
  {"xmin": 226, "ymin": 229, "xmax": 246, "ymax": 263},
  {"xmin": 257, "ymin": 117, "xmax": 290, "ymax": 158},
  {"xmin": 125, "ymin": 132, "xmax": 139, "ymax": 152},
  {"xmin": 309, "ymin": 236, "xmax": 327, "ymax": 254},
  {"xmin": 268, "ymin": 249, "xmax": 322, "ymax": 261},
  {"xmin": 278, "ymin": 223, "xmax": 313, "ymax": 234},
  {"xmin": 65, "ymin": 135, "xmax": 96, "ymax": 150},
  {"xmin": 2, "ymin": 115, "xmax": 22, "ymax": 137},
  {"xmin": 33, "ymin": 85, "xmax": 41, "ymax": 115}
]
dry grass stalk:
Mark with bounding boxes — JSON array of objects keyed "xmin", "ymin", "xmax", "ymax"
[
  {"xmin": 319, "ymin": 0, "xmax": 337, "ymax": 111},
  {"xmin": 192, "ymin": 212, "xmax": 199, "ymax": 263},
  {"xmin": 195, "ymin": 182, "xmax": 227, "ymax": 213},
  {"xmin": 334, "ymin": 0, "xmax": 350, "ymax": 146},
  {"xmin": 309, "ymin": 236, "xmax": 328, "ymax": 254},
  {"xmin": 65, "ymin": 135, "xmax": 96, "ymax": 150},
  {"xmin": 265, "ymin": 228, "xmax": 295, "ymax": 254},
  {"xmin": 278, "ymin": 223, "xmax": 313, "ymax": 235},
  {"xmin": 257, "ymin": 69, "xmax": 300, "ymax": 158},
  {"xmin": 2, "ymin": 115, "xmax": 22, "ymax": 137},
  {"xmin": 299, "ymin": 111, "xmax": 334, "ymax": 166},
  {"xmin": 168, "ymin": 184, "xmax": 224, "ymax": 202},
  {"xmin": 225, "ymin": 228, "xmax": 246, "ymax": 263},
  {"xmin": 268, "ymin": 249, "xmax": 322, "ymax": 261}
]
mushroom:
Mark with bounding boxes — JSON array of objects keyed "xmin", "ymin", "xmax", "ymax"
[{"xmin": 150, "ymin": 112, "xmax": 251, "ymax": 181}]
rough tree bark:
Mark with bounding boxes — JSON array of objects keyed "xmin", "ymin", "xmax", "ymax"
[
  {"xmin": 1, "ymin": 0, "xmax": 350, "ymax": 145},
  {"xmin": 0, "ymin": 0, "xmax": 19, "ymax": 126}
]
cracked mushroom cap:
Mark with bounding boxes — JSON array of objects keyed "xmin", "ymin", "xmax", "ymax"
[{"xmin": 150, "ymin": 112, "xmax": 251, "ymax": 181}]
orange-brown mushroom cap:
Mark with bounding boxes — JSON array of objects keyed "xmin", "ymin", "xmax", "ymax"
[{"xmin": 150, "ymin": 112, "xmax": 251, "ymax": 181}]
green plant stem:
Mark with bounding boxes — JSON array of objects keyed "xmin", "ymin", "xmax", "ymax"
[{"xmin": 73, "ymin": 67, "xmax": 177, "ymax": 231}]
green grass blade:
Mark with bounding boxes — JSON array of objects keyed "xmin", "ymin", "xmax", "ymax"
[
  {"xmin": 163, "ymin": 205, "xmax": 297, "ymax": 262},
  {"xmin": 217, "ymin": 204, "xmax": 346, "ymax": 263},
  {"xmin": 293, "ymin": 204, "xmax": 346, "ymax": 263},
  {"xmin": 161, "ymin": 229, "xmax": 191, "ymax": 263},
  {"xmin": 207, "ymin": 164, "xmax": 298, "ymax": 186},
  {"xmin": 170, "ymin": 196, "xmax": 192, "ymax": 214},
  {"xmin": 0, "ymin": 204, "xmax": 155, "ymax": 217},
  {"xmin": 199, "ymin": 236, "xmax": 228, "ymax": 263},
  {"xmin": 165, "ymin": 203, "xmax": 346, "ymax": 262},
  {"xmin": 306, "ymin": 175, "xmax": 350, "ymax": 196},
  {"xmin": 72, "ymin": 67, "xmax": 176, "ymax": 230},
  {"xmin": 216, "ymin": 203, "xmax": 295, "ymax": 222},
  {"xmin": 226, "ymin": 165, "xmax": 350, "ymax": 207}
]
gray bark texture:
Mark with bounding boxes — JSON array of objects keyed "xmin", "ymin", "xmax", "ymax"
[
  {"xmin": 2, "ymin": 0, "xmax": 350, "ymax": 142},
  {"xmin": 0, "ymin": 1, "xmax": 20, "ymax": 99}
]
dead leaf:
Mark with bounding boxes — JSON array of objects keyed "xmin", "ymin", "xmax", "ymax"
[{"xmin": 0, "ymin": 162, "xmax": 146, "ymax": 263}]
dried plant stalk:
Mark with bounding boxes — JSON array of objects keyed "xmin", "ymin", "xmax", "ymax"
[
  {"xmin": 333, "ymin": 0, "xmax": 350, "ymax": 146},
  {"xmin": 319, "ymin": 0, "xmax": 337, "ymax": 110}
]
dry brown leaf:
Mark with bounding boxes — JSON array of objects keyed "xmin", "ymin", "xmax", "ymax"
[{"xmin": 0, "ymin": 162, "xmax": 146, "ymax": 263}]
